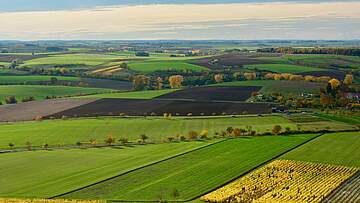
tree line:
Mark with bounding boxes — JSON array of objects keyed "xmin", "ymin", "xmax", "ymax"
[{"xmin": 258, "ymin": 47, "xmax": 360, "ymax": 56}]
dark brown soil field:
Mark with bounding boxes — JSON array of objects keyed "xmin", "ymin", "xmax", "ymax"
[
  {"xmin": 0, "ymin": 54, "xmax": 49, "ymax": 62},
  {"xmin": 156, "ymin": 86, "xmax": 261, "ymax": 101},
  {"xmin": 48, "ymin": 98, "xmax": 272, "ymax": 117},
  {"xmin": 190, "ymin": 54, "xmax": 267, "ymax": 69},
  {"xmin": 299, "ymin": 70, "xmax": 346, "ymax": 80},
  {"xmin": 0, "ymin": 98, "xmax": 97, "ymax": 122}
]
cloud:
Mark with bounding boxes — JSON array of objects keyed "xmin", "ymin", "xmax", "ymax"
[{"xmin": 0, "ymin": 2, "xmax": 359, "ymax": 40}]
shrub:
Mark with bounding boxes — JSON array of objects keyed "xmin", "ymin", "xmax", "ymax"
[
  {"xmin": 89, "ymin": 138, "xmax": 96, "ymax": 145},
  {"xmin": 139, "ymin": 134, "xmax": 149, "ymax": 143},
  {"xmin": 188, "ymin": 131, "xmax": 198, "ymax": 140},
  {"xmin": 179, "ymin": 135, "xmax": 187, "ymax": 141},
  {"xmin": 118, "ymin": 137, "xmax": 129, "ymax": 145},
  {"xmin": 8, "ymin": 143, "xmax": 14, "ymax": 149},
  {"xmin": 21, "ymin": 96, "xmax": 35, "ymax": 103},
  {"xmin": 104, "ymin": 135, "xmax": 116, "ymax": 146},
  {"xmin": 25, "ymin": 141, "xmax": 32, "ymax": 151},
  {"xmin": 200, "ymin": 130, "xmax": 209, "ymax": 139},
  {"xmin": 5, "ymin": 96, "xmax": 17, "ymax": 104},
  {"xmin": 272, "ymin": 125, "xmax": 282, "ymax": 135},
  {"xmin": 167, "ymin": 136, "xmax": 176, "ymax": 142}
]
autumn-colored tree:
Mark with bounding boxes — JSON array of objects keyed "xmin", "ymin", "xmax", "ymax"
[
  {"xmin": 214, "ymin": 74, "xmax": 224, "ymax": 83},
  {"xmin": 304, "ymin": 75, "xmax": 316, "ymax": 82},
  {"xmin": 156, "ymin": 77, "xmax": 163, "ymax": 90},
  {"xmin": 272, "ymin": 125, "xmax": 282, "ymax": 135},
  {"xmin": 132, "ymin": 75, "xmax": 150, "ymax": 90},
  {"xmin": 343, "ymin": 74, "xmax": 353, "ymax": 86},
  {"xmin": 273, "ymin": 74, "xmax": 282, "ymax": 80},
  {"xmin": 244, "ymin": 72, "xmax": 256, "ymax": 80},
  {"xmin": 169, "ymin": 75, "xmax": 184, "ymax": 89},
  {"xmin": 265, "ymin": 73, "xmax": 274, "ymax": 79},
  {"xmin": 320, "ymin": 93, "xmax": 333, "ymax": 108},
  {"xmin": 289, "ymin": 75, "xmax": 304, "ymax": 81},
  {"xmin": 104, "ymin": 135, "xmax": 116, "ymax": 146},
  {"xmin": 281, "ymin": 73, "xmax": 292, "ymax": 80},
  {"xmin": 200, "ymin": 130, "xmax": 209, "ymax": 139},
  {"xmin": 329, "ymin": 78, "xmax": 341, "ymax": 89}
]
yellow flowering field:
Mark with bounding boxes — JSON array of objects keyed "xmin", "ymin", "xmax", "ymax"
[
  {"xmin": 0, "ymin": 199, "xmax": 104, "ymax": 203},
  {"xmin": 201, "ymin": 160, "xmax": 358, "ymax": 203}
]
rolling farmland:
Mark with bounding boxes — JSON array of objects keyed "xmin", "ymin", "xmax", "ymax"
[{"xmin": 61, "ymin": 134, "xmax": 317, "ymax": 201}]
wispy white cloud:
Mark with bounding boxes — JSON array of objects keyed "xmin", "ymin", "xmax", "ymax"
[{"xmin": 0, "ymin": 2, "xmax": 359, "ymax": 40}]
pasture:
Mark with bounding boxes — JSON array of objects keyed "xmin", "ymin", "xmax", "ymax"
[
  {"xmin": 62, "ymin": 134, "xmax": 317, "ymax": 201},
  {"xmin": 0, "ymin": 85, "xmax": 112, "ymax": 103}
]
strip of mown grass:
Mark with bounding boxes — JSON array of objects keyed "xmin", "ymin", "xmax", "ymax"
[
  {"xmin": 281, "ymin": 132, "xmax": 360, "ymax": 167},
  {"xmin": 76, "ymin": 89, "xmax": 177, "ymax": 99},
  {"xmin": 0, "ymin": 141, "xmax": 213, "ymax": 198},
  {"xmin": 244, "ymin": 64, "xmax": 322, "ymax": 73},
  {"xmin": 0, "ymin": 115, "xmax": 329, "ymax": 149},
  {"xmin": 62, "ymin": 134, "xmax": 318, "ymax": 201},
  {"xmin": 0, "ymin": 75, "xmax": 80, "ymax": 84},
  {"xmin": 0, "ymin": 85, "xmax": 112, "ymax": 103}
]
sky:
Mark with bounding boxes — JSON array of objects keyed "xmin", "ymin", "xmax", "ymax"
[{"xmin": 0, "ymin": 0, "xmax": 359, "ymax": 40}]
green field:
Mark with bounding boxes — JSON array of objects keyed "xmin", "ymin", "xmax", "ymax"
[
  {"xmin": 128, "ymin": 61, "xmax": 208, "ymax": 73},
  {"xmin": 315, "ymin": 113, "xmax": 360, "ymax": 125},
  {"xmin": 214, "ymin": 80, "xmax": 324, "ymax": 94},
  {"xmin": 0, "ymin": 75, "xmax": 80, "ymax": 84},
  {"xmin": 77, "ymin": 89, "xmax": 176, "ymax": 99},
  {"xmin": 0, "ymin": 115, "xmax": 355, "ymax": 149},
  {"xmin": 0, "ymin": 141, "xmax": 212, "ymax": 198},
  {"xmin": 244, "ymin": 64, "xmax": 322, "ymax": 73},
  {"xmin": 63, "ymin": 134, "xmax": 318, "ymax": 201},
  {"xmin": 281, "ymin": 132, "xmax": 360, "ymax": 167},
  {"xmin": 22, "ymin": 54, "xmax": 122, "ymax": 67},
  {"xmin": 0, "ymin": 85, "xmax": 112, "ymax": 103}
]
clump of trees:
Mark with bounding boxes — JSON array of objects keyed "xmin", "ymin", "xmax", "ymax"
[{"xmin": 169, "ymin": 75, "xmax": 184, "ymax": 89}]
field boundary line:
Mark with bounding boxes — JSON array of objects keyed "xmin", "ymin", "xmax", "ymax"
[
  {"xmin": 105, "ymin": 133, "xmax": 325, "ymax": 203},
  {"xmin": 49, "ymin": 139, "xmax": 229, "ymax": 199}
]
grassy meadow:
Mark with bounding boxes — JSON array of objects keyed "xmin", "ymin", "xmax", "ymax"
[
  {"xmin": 0, "ymin": 85, "xmax": 112, "ymax": 103},
  {"xmin": 0, "ymin": 115, "xmax": 355, "ymax": 149},
  {"xmin": 127, "ymin": 61, "xmax": 208, "ymax": 73}
]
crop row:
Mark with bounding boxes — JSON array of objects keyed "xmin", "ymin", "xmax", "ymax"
[{"xmin": 201, "ymin": 159, "xmax": 358, "ymax": 203}]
